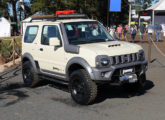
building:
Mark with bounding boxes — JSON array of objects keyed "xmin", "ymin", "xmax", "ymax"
[{"xmin": 0, "ymin": 17, "xmax": 11, "ymax": 37}]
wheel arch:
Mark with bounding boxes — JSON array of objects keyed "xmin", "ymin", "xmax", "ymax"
[
  {"xmin": 22, "ymin": 53, "xmax": 38, "ymax": 73},
  {"xmin": 66, "ymin": 57, "xmax": 95, "ymax": 80}
]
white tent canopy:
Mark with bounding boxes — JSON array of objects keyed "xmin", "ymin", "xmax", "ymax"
[
  {"xmin": 146, "ymin": 0, "xmax": 165, "ymax": 11},
  {"xmin": 146, "ymin": 0, "xmax": 165, "ymax": 26},
  {"xmin": 0, "ymin": 17, "xmax": 11, "ymax": 37}
]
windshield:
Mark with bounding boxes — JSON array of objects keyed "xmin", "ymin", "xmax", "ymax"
[{"xmin": 64, "ymin": 21, "xmax": 114, "ymax": 45}]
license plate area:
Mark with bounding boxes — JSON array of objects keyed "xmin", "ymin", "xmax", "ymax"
[{"xmin": 121, "ymin": 67, "xmax": 135, "ymax": 75}]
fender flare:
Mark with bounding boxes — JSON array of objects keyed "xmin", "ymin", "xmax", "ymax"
[
  {"xmin": 22, "ymin": 53, "xmax": 38, "ymax": 73},
  {"xmin": 66, "ymin": 57, "xmax": 95, "ymax": 80}
]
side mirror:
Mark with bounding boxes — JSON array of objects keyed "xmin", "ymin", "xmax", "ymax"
[{"xmin": 49, "ymin": 37, "xmax": 61, "ymax": 46}]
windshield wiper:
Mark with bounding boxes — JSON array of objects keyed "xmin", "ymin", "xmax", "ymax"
[
  {"xmin": 70, "ymin": 40, "xmax": 89, "ymax": 45},
  {"xmin": 90, "ymin": 38, "xmax": 107, "ymax": 42}
]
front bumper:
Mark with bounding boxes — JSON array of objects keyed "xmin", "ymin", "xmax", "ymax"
[{"xmin": 91, "ymin": 60, "xmax": 147, "ymax": 82}]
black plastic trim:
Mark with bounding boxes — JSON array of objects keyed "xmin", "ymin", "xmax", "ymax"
[
  {"xmin": 40, "ymin": 75, "xmax": 68, "ymax": 85},
  {"xmin": 91, "ymin": 60, "xmax": 148, "ymax": 82},
  {"xmin": 40, "ymin": 69, "xmax": 67, "ymax": 80},
  {"xmin": 59, "ymin": 23, "xmax": 80, "ymax": 54},
  {"xmin": 66, "ymin": 57, "xmax": 94, "ymax": 80}
]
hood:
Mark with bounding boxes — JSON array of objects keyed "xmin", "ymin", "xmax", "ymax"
[{"xmin": 79, "ymin": 41, "xmax": 142, "ymax": 56}]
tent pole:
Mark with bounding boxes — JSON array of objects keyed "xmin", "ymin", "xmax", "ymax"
[
  {"xmin": 152, "ymin": 10, "xmax": 155, "ymax": 25},
  {"xmin": 128, "ymin": 3, "xmax": 132, "ymax": 27}
]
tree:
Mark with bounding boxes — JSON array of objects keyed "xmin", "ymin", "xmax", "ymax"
[
  {"xmin": 135, "ymin": 0, "xmax": 155, "ymax": 10},
  {"xmin": 17, "ymin": 1, "xmax": 32, "ymax": 20},
  {"xmin": 0, "ymin": 0, "xmax": 10, "ymax": 18},
  {"xmin": 3, "ymin": 0, "xmax": 19, "ymax": 22},
  {"xmin": 109, "ymin": 0, "xmax": 129, "ymax": 26},
  {"xmin": 30, "ymin": 0, "xmax": 68, "ymax": 14},
  {"xmin": 29, "ymin": 0, "xmax": 129, "ymax": 26}
]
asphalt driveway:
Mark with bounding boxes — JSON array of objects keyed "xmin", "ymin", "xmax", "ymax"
[{"xmin": 0, "ymin": 43, "xmax": 165, "ymax": 120}]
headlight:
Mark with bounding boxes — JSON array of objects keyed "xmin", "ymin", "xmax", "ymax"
[
  {"xmin": 101, "ymin": 58, "xmax": 110, "ymax": 66},
  {"xmin": 138, "ymin": 50, "xmax": 145, "ymax": 61},
  {"xmin": 96, "ymin": 55, "xmax": 110, "ymax": 67}
]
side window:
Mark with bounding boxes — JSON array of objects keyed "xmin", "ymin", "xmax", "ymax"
[
  {"xmin": 41, "ymin": 25, "xmax": 61, "ymax": 45},
  {"xmin": 24, "ymin": 26, "xmax": 38, "ymax": 43}
]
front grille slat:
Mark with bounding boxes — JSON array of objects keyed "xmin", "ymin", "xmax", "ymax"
[
  {"xmin": 119, "ymin": 56, "xmax": 122, "ymax": 63},
  {"xmin": 130, "ymin": 54, "xmax": 133, "ymax": 62},
  {"xmin": 127, "ymin": 54, "xmax": 131, "ymax": 62},
  {"xmin": 115, "ymin": 56, "xmax": 119, "ymax": 64},
  {"xmin": 136, "ymin": 53, "xmax": 139, "ymax": 61},
  {"xmin": 110, "ymin": 53, "xmax": 139, "ymax": 65},
  {"xmin": 132, "ymin": 53, "xmax": 136, "ymax": 61},
  {"xmin": 113, "ymin": 57, "xmax": 116, "ymax": 64}
]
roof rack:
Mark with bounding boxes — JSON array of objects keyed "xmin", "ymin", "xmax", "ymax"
[
  {"xmin": 30, "ymin": 14, "xmax": 88, "ymax": 22},
  {"xmin": 30, "ymin": 15, "xmax": 56, "ymax": 22},
  {"xmin": 57, "ymin": 14, "xmax": 88, "ymax": 19}
]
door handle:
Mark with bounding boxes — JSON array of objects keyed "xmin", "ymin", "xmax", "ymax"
[{"xmin": 40, "ymin": 48, "xmax": 43, "ymax": 51}]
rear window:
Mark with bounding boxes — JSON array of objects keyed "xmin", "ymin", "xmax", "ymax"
[{"xmin": 24, "ymin": 26, "xmax": 38, "ymax": 43}]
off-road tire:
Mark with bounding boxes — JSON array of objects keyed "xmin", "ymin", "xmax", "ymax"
[
  {"xmin": 123, "ymin": 73, "xmax": 146, "ymax": 91},
  {"xmin": 69, "ymin": 69, "xmax": 97, "ymax": 105},
  {"xmin": 22, "ymin": 61, "xmax": 40, "ymax": 87}
]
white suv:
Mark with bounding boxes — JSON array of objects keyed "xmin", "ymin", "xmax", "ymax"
[{"xmin": 22, "ymin": 12, "xmax": 147, "ymax": 105}]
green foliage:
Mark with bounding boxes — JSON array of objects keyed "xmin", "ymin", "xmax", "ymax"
[
  {"xmin": 0, "ymin": 0, "xmax": 9, "ymax": 18},
  {"xmin": 17, "ymin": 2, "xmax": 32, "ymax": 19},
  {"xmin": 30, "ymin": 0, "xmax": 67, "ymax": 14},
  {"xmin": 0, "ymin": 40, "xmax": 11, "ymax": 58},
  {"xmin": 0, "ymin": 0, "xmax": 132, "ymax": 26},
  {"xmin": 30, "ymin": 0, "xmax": 129, "ymax": 26},
  {"xmin": 0, "ymin": 38, "xmax": 22, "ymax": 58}
]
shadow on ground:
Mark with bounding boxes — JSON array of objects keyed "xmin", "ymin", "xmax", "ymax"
[
  {"xmin": 0, "ymin": 83, "xmax": 29, "ymax": 107},
  {"xmin": 50, "ymin": 80, "xmax": 154, "ymax": 106},
  {"xmin": 94, "ymin": 80, "xmax": 154, "ymax": 104},
  {"xmin": 0, "ymin": 66, "xmax": 155, "ymax": 106},
  {"xmin": 0, "ymin": 66, "xmax": 29, "ymax": 107}
]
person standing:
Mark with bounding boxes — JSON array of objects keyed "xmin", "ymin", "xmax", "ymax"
[
  {"xmin": 162, "ymin": 24, "xmax": 165, "ymax": 40},
  {"xmin": 154, "ymin": 22, "xmax": 162, "ymax": 42},
  {"xmin": 117, "ymin": 25, "xmax": 123, "ymax": 40},
  {"xmin": 139, "ymin": 22, "xmax": 145, "ymax": 41},
  {"xmin": 110, "ymin": 27, "xmax": 115, "ymax": 38},
  {"xmin": 131, "ymin": 25, "xmax": 137, "ymax": 41},
  {"xmin": 147, "ymin": 22, "xmax": 154, "ymax": 41},
  {"xmin": 123, "ymin": 25, "xmax": 128, "ymax": 40}
]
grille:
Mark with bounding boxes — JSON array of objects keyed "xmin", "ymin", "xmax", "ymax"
[{"xmin": 110, "ymin": 53, "xmax": 139, "ymax": 65}]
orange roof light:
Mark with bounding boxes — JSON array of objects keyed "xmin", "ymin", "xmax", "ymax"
[{"xmin": 56, "ymin": 10, "xmax": 76, "ymax": 15}]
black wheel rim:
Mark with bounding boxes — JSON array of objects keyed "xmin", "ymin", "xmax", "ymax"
[
  {"xmin": 22, "ymin": 67, "xmax": 32, "ymax": 85},
  {"xmin": 71, "ymin": 77, "xmax": 86, "ymax": 102}
]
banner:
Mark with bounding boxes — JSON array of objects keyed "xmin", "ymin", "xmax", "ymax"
[
  {"xmin": 110, "ymin": 0, "xmax": 121, "ymax": 12},
  {"xmin": 132, "ymin": 10, "xmax": 136, "ymax": 15}
]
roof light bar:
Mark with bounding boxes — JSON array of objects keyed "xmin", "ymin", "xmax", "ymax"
[{"xmin": 56, "ymin": 10, "xmax": 76, "ymax": 15}]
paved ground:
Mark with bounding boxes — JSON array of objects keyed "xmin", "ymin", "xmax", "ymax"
[{"xmin": 0, "ymin": 43, "xmax": 165, "ymax": 120}]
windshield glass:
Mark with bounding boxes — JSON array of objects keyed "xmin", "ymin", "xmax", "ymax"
[{"xmin": 64, "ymin": 21, "xmax": 114, "ymax": 45}]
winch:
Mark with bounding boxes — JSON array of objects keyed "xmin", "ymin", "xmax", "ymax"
[{"xmin": 120, "ymin": 74, "xmax": 138, "ymax": 83}]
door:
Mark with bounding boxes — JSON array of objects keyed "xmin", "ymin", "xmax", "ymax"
[{"xmin": 37, "ymin": 25, "xmax": 66, "ymax": 75}]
